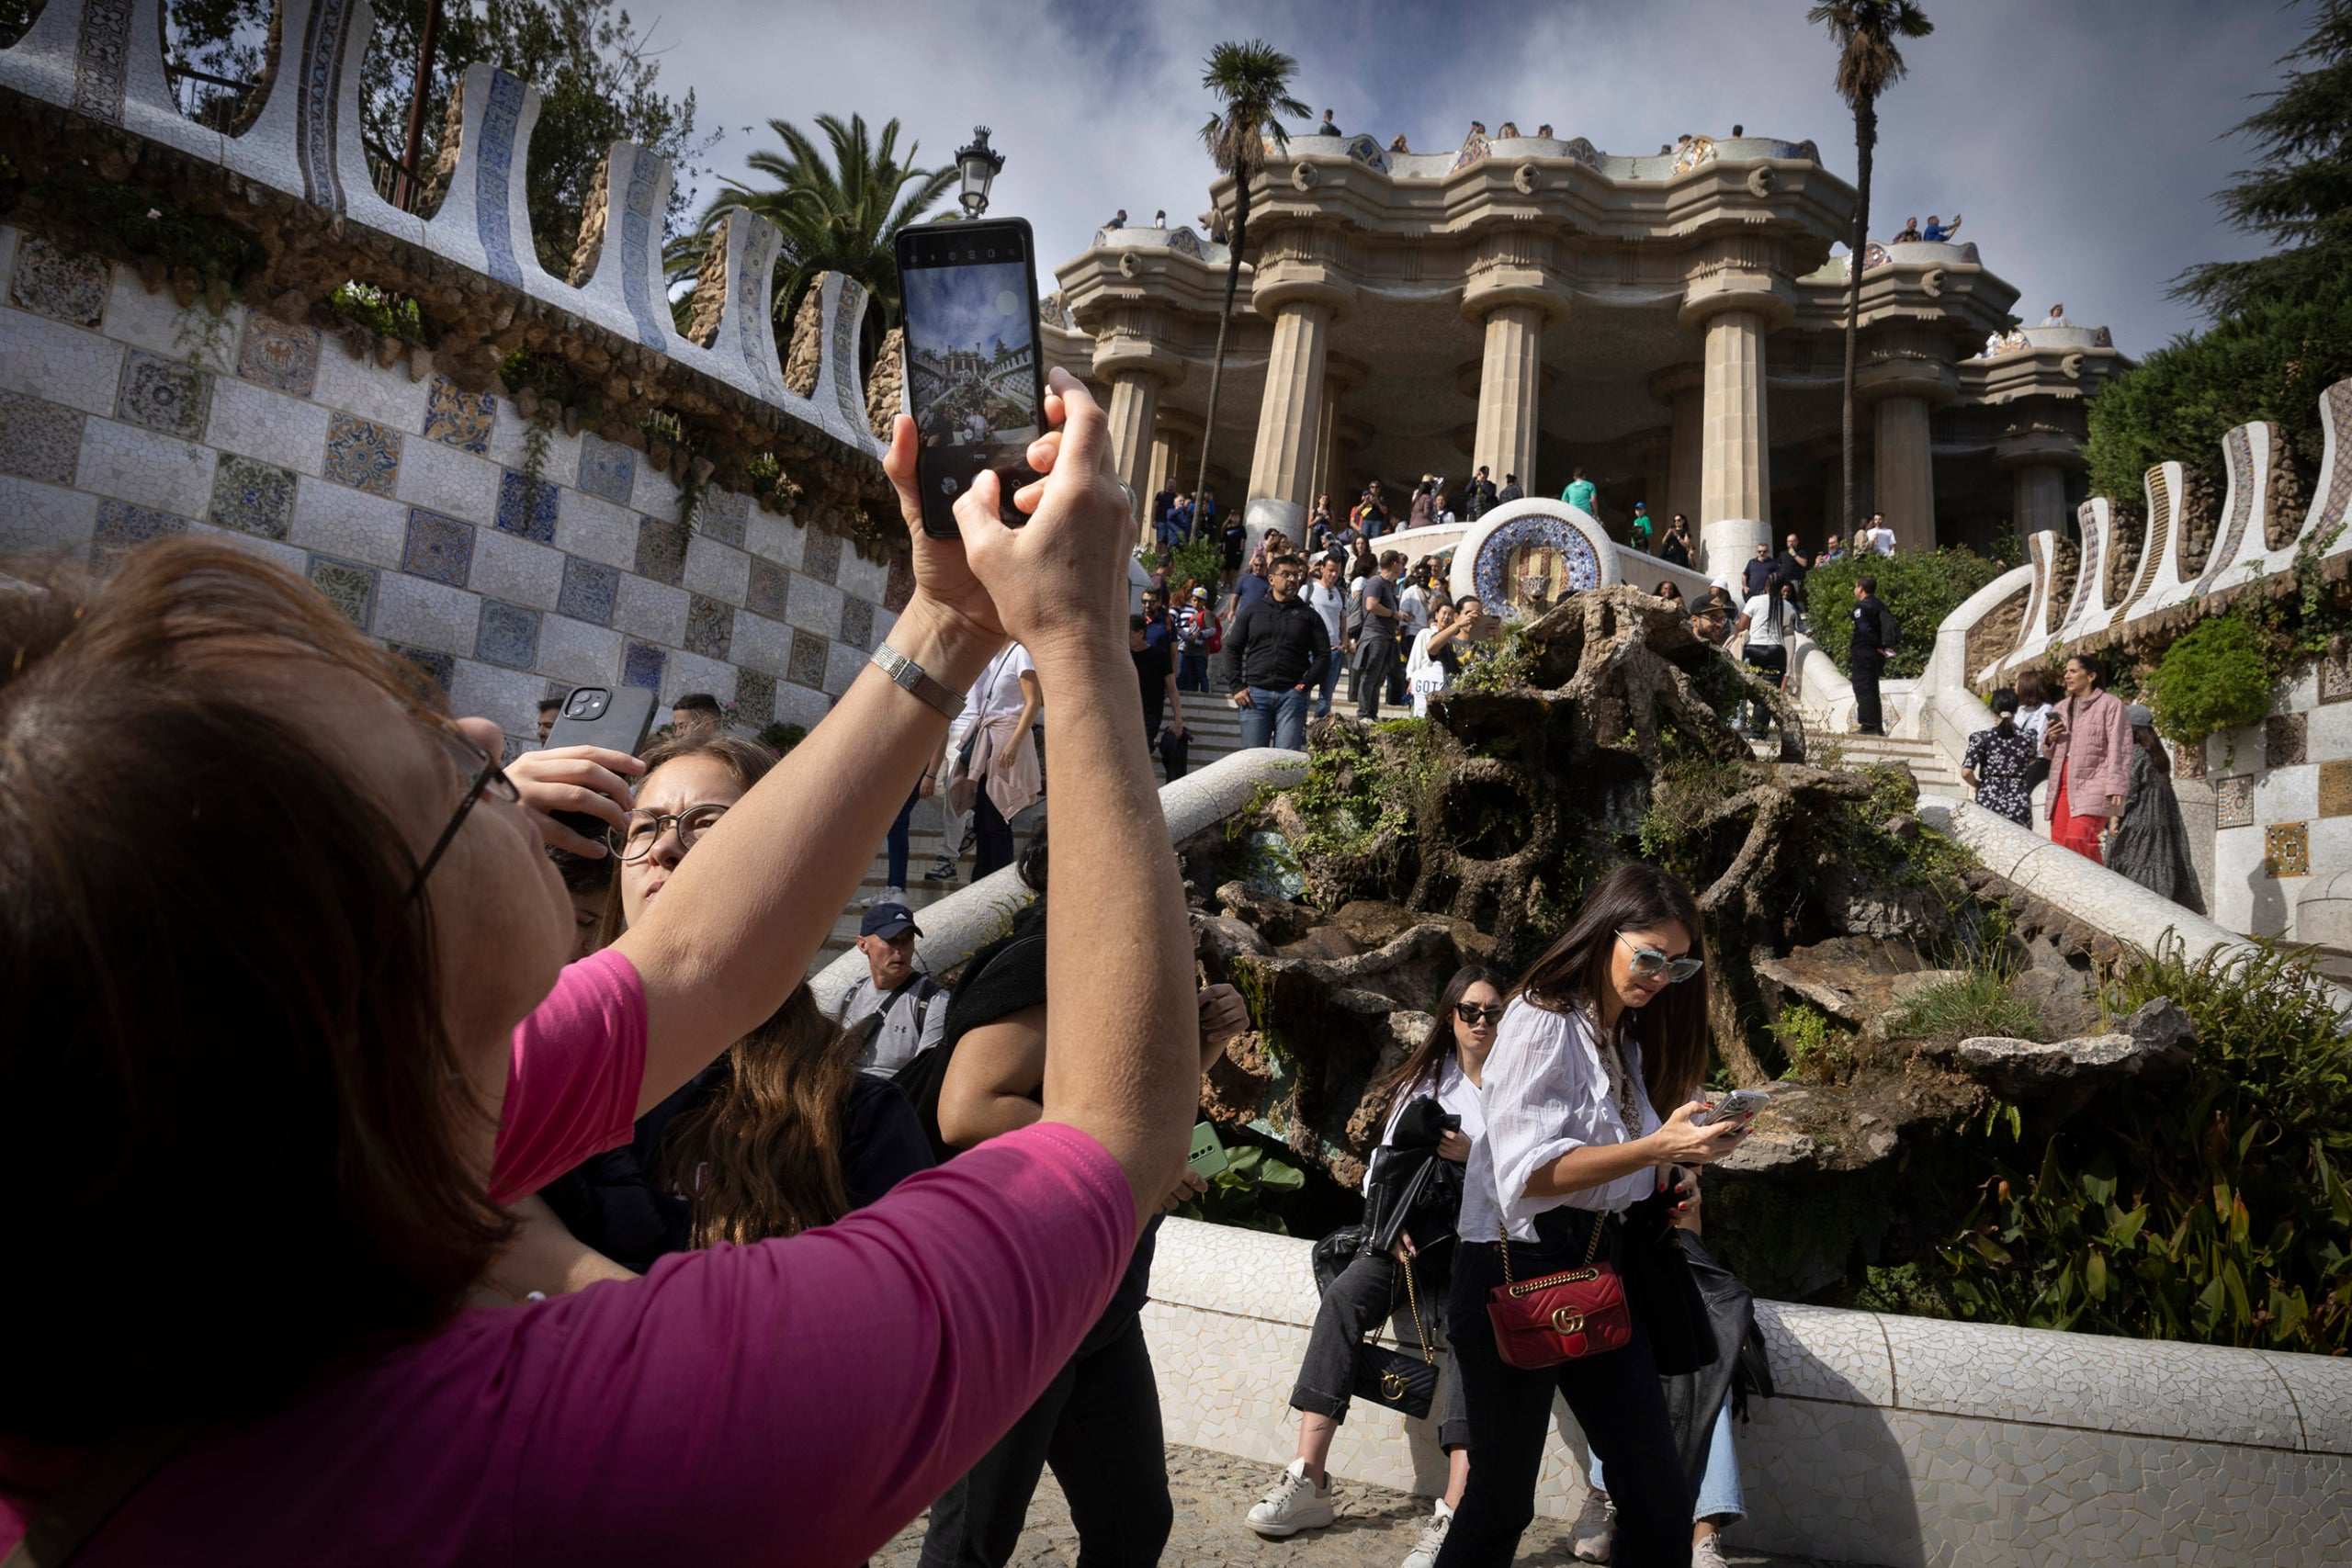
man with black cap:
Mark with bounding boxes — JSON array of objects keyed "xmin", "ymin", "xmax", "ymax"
[{"xmin": 834, "ymin": 900, "xmax": 949, "ymax": 1077}]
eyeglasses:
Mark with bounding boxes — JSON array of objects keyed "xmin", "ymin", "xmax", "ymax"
[
  {"xmin": 1616, "ymin": 932, "xmax": 1704, "ymax": 983},
  {"xmin": 1455, "ymin": 1002, "xmax": 1505, "ymax": 1026},
  {"xmin": 610, "ymin": 804, "xmax": 731, "ymax": 863},
  {"xmin": 408, "ymin": 728, "xmax": 520, "ymax": 901}
]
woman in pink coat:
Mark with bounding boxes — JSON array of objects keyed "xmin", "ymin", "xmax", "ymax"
[{"xmin": 2041, "ymin": 651, "xmax": 2132, "ymax": 863}]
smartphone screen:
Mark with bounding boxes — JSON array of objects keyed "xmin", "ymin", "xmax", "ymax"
[{"xmin": 896, "ymin": 219, "xmax": 1046, "ymax": 538}]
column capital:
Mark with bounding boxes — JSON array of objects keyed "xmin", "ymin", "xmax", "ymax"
[
  {"xmin": 1250, "ymin": 269, "xmax": 1353, "ymax": 320},
  {"xmin": 1459, "ymin": 273, "xmax": 1570, "ymax": 327},
  {"xmin": 1991, "ymin": 424, "xmax": 2087, "ymax": 471},
  {"xmin": 1091, "ymin": 335, "xmax": 1187, "ymax": 388},
  {"xmin": 1854, "ymin": 352, "xmax": 1958, "ymax": 408},
  {"xmin": 1153, "ymin": 406, "xmax": 1205, "ymax": 442},
  {"xmin": 1678, "ymin": 239, "xmax": 1797, "ymax": 333},
  {"xmin": 1323, "ymin": 351, "xmax": 1371, "ymax": 395}
]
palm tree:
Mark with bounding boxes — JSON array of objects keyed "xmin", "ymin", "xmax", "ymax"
[
  {"xmin": 1811, "ymin": 1, "xmax": 1934, "ymax": 540},
  {"xmin": 1194, "ymin": 41, "xmax": 1311, "ymax": 526},
  {"xmin": 678, "ymin": 113, "xmax": 954, "ymax": 349}
]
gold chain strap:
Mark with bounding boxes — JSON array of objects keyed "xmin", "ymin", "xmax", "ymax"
[
  {"xmin": 1398, "ymin": 1251, "xmax": 1434, "ymax": 1366},
  {"xmin": 1497, "ymin": 1208, "xmax": 1605, "ymax": 1288}
]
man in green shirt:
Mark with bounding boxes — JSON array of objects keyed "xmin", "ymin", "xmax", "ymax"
[{"xmin": 1560, "ymin": 467, "xmax": 1598, "ymax": 517}]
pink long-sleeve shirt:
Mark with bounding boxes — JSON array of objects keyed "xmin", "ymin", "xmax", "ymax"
[{"xmin": 4, "ymin": 951, "xmax": 1136, "ymax": 1565}]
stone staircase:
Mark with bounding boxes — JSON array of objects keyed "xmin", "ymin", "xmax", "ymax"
[
  {"xmin": 808, "ymin": 691, "xmax": 1263, "ymax": 977},
  {"xmin": 1811, "ymin": 730, "xmax": 1967, "ymax": 796}
]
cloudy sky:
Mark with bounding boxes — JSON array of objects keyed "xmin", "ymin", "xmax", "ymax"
[{"xmin": 651, "ymin": 0, "xmax": 2311, "ymax": 357}]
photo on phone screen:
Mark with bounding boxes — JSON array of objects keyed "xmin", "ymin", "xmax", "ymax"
[{"xmin": 897, "ymin": 219, "xmax": 1045, "ymax": 537}]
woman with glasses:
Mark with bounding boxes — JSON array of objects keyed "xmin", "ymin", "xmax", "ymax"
[
  {"xmin": 1, "ymin": 367, "xmax": 1204, "ymax": 1564},
  {"xmin": 1248, "ymin": 964, "xmax": 1506, "ymax": 1566},
  {"xmin": 1438, "ymin": 864, "xmax": 1751, "ymax": 1568}
]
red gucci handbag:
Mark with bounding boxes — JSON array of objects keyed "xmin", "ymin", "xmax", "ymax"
[{"xmin": 1486, "ymin": 1214, "xmax": 1633, "ymax": 1369}]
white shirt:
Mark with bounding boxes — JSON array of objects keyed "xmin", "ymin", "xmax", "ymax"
[
  {"xmin": 1740, "ymin": 594, "xmax": 1787, "ymax": 649},
  {"xmin": 1868, "ymin": 526, "xmax": 1896, "ymax": 556},
  {"xmin": 1361, "ymin": 1052, "xmax": 1487, "ymax": 1195},
  {"xmin": 1400, "ymin": 583, "xmax": 1432, "ymax": 637},
  {"xmin": 949, "ymin": 642, "xmax": 1035, "ymax": 744},
  {"xmin": 1459, "ymin": 998, "xmax": 1665, "ymax": 1243},
  {"xmin": 2015, "ymin": 702, "xmax": 2052, "ymax": 747},
  {"xmin": 1305, "ymin": 581, "xmax": 1347, "ymax": 643}
]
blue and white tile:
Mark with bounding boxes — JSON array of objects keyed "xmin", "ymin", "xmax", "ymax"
[
  {"xmin": 0, "ymin": 388, "xmax": 86, "ymax": 483},
  {"xmin": 729, "ymin": 608, "xmax": 790, "ymax": 677},
  {"xmin": 374, "ymin": 573, "xmax": 483, "ymax": 658},
  {"xmin": 0, "ymin": 305, "xmax": 128, "ymax": 415},
  {"xmin": 575, "ymin": 432, "xmax": 635, "ymax": 505},
  {"xmin": 190, "ymin": 520, "xmax": 308, "ymax": 578},
  {"xmin": 394, "ymin": 437, "xmax": 500, "ymax": 525},
  {"xmin": 663, "ymin": 649, "xmax": 736, "ymax": 706},
  {"xmin": 839, "ymin": 547, "xmax": 889, "ymax": 604},
  {"xmin": 694, "ymin": 488, "xmax": 749, "ymax": 549},
  {"xmin": 311, "ymin": 339, "xmax": 432, "ymax": 433},
  {"xmin": 99, "ymin": 269, "xmax": 246, "ymax": 369},
  {"xmin": 76, "ymin": 417, "xmax": 217, "ymax": 517},
  {"xmin": 290, "ymin": 474, "xmax": 409, "ymax": 568},
  {"xmin": 786, "ymin": 574, "xmax": 843, "ymax": 641},
  {"xmin": 535, "ymin": 613, "xmax": 624, "ymax": 688},
  {"xmin": 206, "ymin": 376, "xmax": 332, "ymax": 476},
  {"xmin": 552, "ymin": 491, "xmax": 638, "ymax": 570},
  {"xmin": 822, "ymin": 639, "xmax": 865, "ymax": 698},
  {"xmin": 620, "ymin": 640, "xmax": 667, "ymax": 692},
  {"xmin": 682, "ymin": 532, "xmax": 751, "ymax": 605},
  {"xmin": 88, "ymin": 498, "xmax": 191, "ymax": 563},
  {"xmin": 474, "ymin": 599, "xmax": 542, "ymax": 670},
  {"xmin": 469, "ymin": 528, "xmax": 565, "ymax": 611},
  {"xmin": 612, "ymin": 572, "xmax": 689, "ymax": 647},
  {"xmin": 0, "ymin": 473, "xmax": 99, "ymax": 550},
  {"xmin": 630, "ymin": 455, "xmax": 683, "ymax": 518},
  {"xmin": 9, "ymin": 237, "xmax": 109, "ymax": 325},
  {"xmin": 448, "ymin": 656, "xmax": 544, "ymax": 743},
  {"xmin": 493, "ymin": 469, "xmax": 560, "ymax": 544},
  {"xmin": 554, "ymin": 555, "xmax": 620, "ymax": 626}
]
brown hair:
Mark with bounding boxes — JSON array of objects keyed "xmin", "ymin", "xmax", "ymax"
[
  {"xmin": 2014, "ymin": 665, "xmax": 2053, "ymax": 706},
  {"xmin": 1511, "ymin": 863, "xmax": 1710, "ymax": 1114},
  {"xmin": 0, "ymin": 540, "xmax": 506, "ymax": 1440},
  {"xmin": 656, "ymin": 985, "xmax": 865, "ymax": 1242},
  {"xmin": 1373, "ymin": 964, "xmax": 1509, "ymax": 1111},
  {"xmin": 596, "ymin": 731, "xmax": 778, "ymax": 948}
]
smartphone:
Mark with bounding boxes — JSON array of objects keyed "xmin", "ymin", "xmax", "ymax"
[
  {"xmin": 1187, "ymin": 1121, "xmax": 1230, "ymax": 1180},
  {"xmin": 895, "ymin": 218, "xmax": 1046, "ymax": 539},
  {"xmin": 1692, "ymin": 1089, "xmax": 1770, "ymax": 1126},
  {"xmin": 542, "ymin": 685, "xmax": 656, "ymax": 841}
]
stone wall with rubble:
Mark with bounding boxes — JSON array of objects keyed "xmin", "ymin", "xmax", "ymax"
[{"xmin": 0, "ymin": 222, "xmax": 903, "ymax": 751}]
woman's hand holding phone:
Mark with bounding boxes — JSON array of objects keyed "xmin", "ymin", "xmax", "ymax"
[{"xmin": 506, "ymin": 744, "xmax": 645, "ymax": 857}]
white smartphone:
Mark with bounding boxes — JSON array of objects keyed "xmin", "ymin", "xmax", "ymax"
[{"xmin": 1692, "ymin": 1089, "xmax": 1770, "ymax": 1126}]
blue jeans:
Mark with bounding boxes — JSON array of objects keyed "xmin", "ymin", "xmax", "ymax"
[
  {"xmin": 1312, "ymin": 653, "xmax": 1343, "ymax": 717},
  {"xmin": 1177, "ymin": 652, "xmax": 1208, "ymax": 692},
  {"xmin": 885, "ymin": 784, "xmax": 919, "ymax": 891},
  {"xmin": 1592, "ymin": 1393, "xmax": 1746, "ymax": 1524},
  {"xmin": 1236, "ymin": 684, "xmax": 1309, "ymax": 750}
]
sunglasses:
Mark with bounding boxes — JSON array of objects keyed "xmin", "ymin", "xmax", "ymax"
[
  {"xmin": 1454, "ymin": 1001, "xmax": 1505, "ymax": 1026},
  {"xmin": 1616, "ymin": 932, "xmax": 1704, "ymax": 983}
]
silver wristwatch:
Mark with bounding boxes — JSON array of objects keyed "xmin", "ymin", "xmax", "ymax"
[{"xmin": 870, "ymin": 642, "xmax": 966, "ymax": 722}]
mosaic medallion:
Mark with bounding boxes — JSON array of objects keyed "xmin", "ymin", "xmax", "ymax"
[
  {"xmin": 401, "ymin": 507, "xmax": 475, "ymax": 588},
  {"xmin": 234, "ymin": 315, "xmax": 321, "ymax": 398},
  {"xmin": 494, "ymin": 470, "xmax": 559, "ymax": 544},
  {"xmin": 634, "ymin": 514, "xmax": 689, "ymax": 587},
  {"xmin": 745, "ymin": 555, "xmax": 789, "ymax": 619},
  {"xmin": 839, "ymin": 595, "xmax": 874, "ymax": 652},
  {"xmin": 620, "ymin": 640, "xmax": 666, "ymax": 692},
  {"xmin": 556, "ymin": 556, "xmax": 619, "ymax": 627},
  {"xmin": 2319, "ymin": 643, "xmax": 2352, "ymax": 705},
  {"xmin": 799, "ymin": 526, "xmax": 841, "ymax": 585},
  {"xmin": 208, "ymin": 453, "xmax": 298, "ymax": 540},
  {"xmin": 475, "ymin": 600, "xmax": 541, "ymax": 670},
  {"xmin": 306, "ymin": 555, "xmax": 376, "ymax": 628},
  {"xmin": 2264, "ymin": 821, "xmax": 2311, "ymax": 878},
  {"xmin": 391, "ymin": 644, "xmax": 456, "ymax": 694},
  {"xmin": 2213, "ymin": 774, "xmax": 2256, "ymax": 829},
  {"xmin": 115, "ymin": 348, "xmax": 212, "ymax": 438},
  {"xmin": 90, "ymin": 499, "xmax": 187, "ymax": 570},
  {"xmin": 0, "ymin": 389, "xmax": 86, "ymax": 484},
  {"xmin": 1472, "ymin": 512, "xmax": 1601, "ymax": 620},
  {"xmin": 423, "ymin": 375, "xmax": 494, "ymax": 455},
  {"xmin": 576, "ymin": 432, "xmax": 636, "ymax": 505},
  {"xmin": 684, "ymin": 594, "xmax": 734, "ymax": 661},
  {"xmin": 734, "ymin": 670, "xmax": 777, "ymax": 728},
  {"xmin": 323, "ymin": 411, "xmax": 401, "ymax": 498},
  {"xmin": 786, "ymin": 628, "xmax": 829, "ymax": 689},
  {"xmin": 2265, "ymin": 712, "xmax": 2307, "ymax": 771},
  {"xmin": 9, "ymin": 237, "xmax": 108, "ymax": 326},
  {"xmin": 695, "ymin": 486, "xmax": 749, "ymax": 548},
  {"xmin": 2319, "ymin": 760, "xmax": 2352, "ymax": 820}
]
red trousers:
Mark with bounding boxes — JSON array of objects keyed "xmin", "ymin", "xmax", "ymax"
[{"xmin": 2052, "ymin": 761, "xmax": 2104, "ymax": 863}]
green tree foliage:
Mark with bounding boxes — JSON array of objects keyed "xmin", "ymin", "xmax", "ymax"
[
  {"xmin": 2141, "ymin": 609, "xmax": 2276, "ymax": 748},
  {"xmin": 1804, "ymin": 547, "xmax": 2002, "ymax": 678}
]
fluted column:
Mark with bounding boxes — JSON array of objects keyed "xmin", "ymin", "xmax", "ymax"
[
  {"xmin": 1473, "ymin": 303, "xmax": 1545, "ymax": 491},
  {"xmin": 1245, "ymin": 299, "xmax": 1336, "ymax": 536},
  {"xmin": 1873, "ymin": 395, "xmax": 1934, "ymax": 550},
  {"xmin": 1699, "ymin": 310, "xmax": 1771, "ymax": 572},
  {"xmin": 1311, "ymin": 355, "xmax": 1367, "ymax": 522},
  {"xmin": 1104, "ymin": 371, "xmax": 1159, "ymax": 535},
  {"xmin": 1651, "ymin": 365, "xmax": 1705, "ymax": 530},
  {"xmin": 2013, "ymin": 464, "xmax": 2066, "ymax": 541}
]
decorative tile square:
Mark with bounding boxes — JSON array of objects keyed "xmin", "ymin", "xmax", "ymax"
[
  {"xmin": 575, "ymin": 433, "xmax": 636, "ymax": 505},
  {"xmin": 423, "ymin": 375, "xmax": 494, "ymax": 455},
  {"xmin": 2265, "ymin": 712, "xmax": 2307, "ymax": 770},
  {"xmin": 234, "ymin": 315, "xmax": 321, "ymax": 398},
  {"xmin": 885, "ymin": 552, "xmax": 914, "ymax": 613},
  {"xmin": 2172, "ymin": 739, "xmax": 2206, "ymax": 780},
  {"xmin": 634, "ymin": 514, "xmax": 689, "ymax": 586},
  {"xmin": 684, "ymin": 594, "xmax": 734, "ymax": 660},
  {"xmin": 787, "ymin": 627, "xmax": 830, "ymax": 689},
  {"xmin": 306, "ymin": 555, "xmax": 377, "ymax": 628},
  {"xmin": 495, "ymin": 470, "xmax": 560, "ymax": 544},
  {"xmin": 556, "ymin": 555, "xmax": 619, "ymax": 626},
  {"xmin": 2264, "ymin": 821, "xmax": 2311, "ymax": 878},
  {"xmin": 390, "ymin": 643, "xmax": 456, "ymax": 694},
  {"xmin": 323, "ymin": 412, "xmax": 401, "ymax": 498},
  {"xmin": 9, "ymin": 236, "xmax": 108, "ymax": 325},
  {"xmin": 401, "ymin": 506, "xmax": 475, "ymax": 588},
  {"xmin": 735, "ymin": 669, "xmax": 776, "ymax": 728},
  {"xmin": 476, "ymin": 600, "xmax": 542, "ymax": 670},
  {"xmin": 695, "ymin": 488, "xmax": 749, "ymax": 548},
  {"xmin": 2214, "ymin": 774, "xmax": 2256, "ymax": 829},
  {"xmin": 2321, "ymin": 645, "xmax": 2352, "ymax": 705},
  {"xmin": 207, "ymin": 453, "xmax": 299, "ymax": 541},
  {"xmin": 2321, "ymin": 759, "xmax": 2352, "ymax": 819},
  {"xmin": 620, "ymin": 639, "xmax": 666, "ymax": 692},
  {"xmin": 746, "ymin": 555, "xmax": 790, "ymax": 618},
  {"xmin": 839, "ymin": 594, "xmax": 874, "ymax": 651},
  {"xmin": 114, "ymin": 349, "xmax": 211, "ymax": 438},
  {"xmin": 89, "ymin": 498, "xmax": 187, "ymax": 568},
  {"xmin": 0, "ymin": 389, "xmax": 85, "ymax": 484},
  {"xmin": 799, "ymin": 526, "xmax": 840, "ymax": 584}
]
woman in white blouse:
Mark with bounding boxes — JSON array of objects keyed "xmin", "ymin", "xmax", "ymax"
[{"xmin": 1439, "ymin": 864, "xmax": 1752, "ymax": 1568}]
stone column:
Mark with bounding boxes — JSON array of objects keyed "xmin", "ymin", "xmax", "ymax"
[
  {"xmin": 1651, "ymin": 365, "xmax": 1705, "ymax": 528},
  {"xmin": 1699, "ymin": 310, "xmax": 1771, "ymax": 570},
  {"xmin": 1245, "ymin": 295, "xmax": 1340, "ymax": 537},
  {"xmin": 1857, "ymin": 331, "xmax": 1959, "ymax": 551},
  {"xmin": 1311, "ymin": 355, "xmax": 1367, "ymax": 524},
  {"xmin": 1091, "ymin": 317, "xmax": 1185, "ymax": 547},
  {"xmin": 2012, "ymin": 464, "xmax": 2068, "ymax": 537},
  {"xmin": 1993, "ymin": 423, "xmax": 2087, "ymax": 553},
  {"xmin": 1472, "ymin": 303, "xmax": 1546, "ymax": 490},
  {"xmin": 1148, "ymin": 407, "xmax": 1204, "ymax": 518}
]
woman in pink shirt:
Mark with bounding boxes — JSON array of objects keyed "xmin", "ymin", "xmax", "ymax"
[
  {"xmin": 2041, "ymin": 651, "xmax": 2132, "ymax": 863},
  {"xmin": 0, "ymin": 368, "xmax": 1202, "ymax": 1565}
]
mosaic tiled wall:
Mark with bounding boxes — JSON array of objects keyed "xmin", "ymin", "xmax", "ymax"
[
  {"xmin": 1148, "ymin": 1218, "xmax": 2352, "ymax": 1568},
  {"xmin": 2201, "ymin": 651, "xmax": 2352, "ymax": 940},
  {"xmin": 0, "ymin": 225, "xmax": 896, "ymax": 755}
]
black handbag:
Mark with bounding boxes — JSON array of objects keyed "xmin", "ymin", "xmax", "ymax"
[{"xmin": 1351, "ymin": 1253, "xmax": 1438, "ymax": 1419}]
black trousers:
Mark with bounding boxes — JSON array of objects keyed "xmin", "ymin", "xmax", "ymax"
[
  {"xmin": 971, "ymin": 788, "xmax": 1016, "ymax": 880},
  {"xmin": 917, "ymin": 1306, "xmax": 1171, "ymax": 1568},
  {"xmin": 1355, "ymin": 638, "xmax": 1394, "ymax": 720},
  {"xmin": 1434, "ymin": 1227, "xmax": 1692, "ymax": 1568},
  {"xmin": 1850, "ymin": 651, "xmax": 1885, "ymax": 735},
  {"xmin": 1292, "ymin": 1250, "xmax": 1468, "ymax": 1450}
]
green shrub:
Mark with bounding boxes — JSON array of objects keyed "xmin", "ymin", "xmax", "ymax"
[
  {"xmin": 2142, "ymin": 610, "xmax": 2276, "ymax": 749},
  {"xmin": 327, "ymin": 280, "xmax": 424, "ymax": 341},
  {"xmin": 1150, "ymin": 532, "xmax": 1225, "ymax": 597},
  {"xmin": 1769, "ymin": 1001, "xmax": 1849, "ymax": 1080},
  {"xmin": 1804, "ymin": 547, "xmax": 2005, "ymax": 680},
  {"xmin": 1891, "ymin": 970, "xmax": 2046, "ymax": 1045},
  {"xmin": 1178, "ymin": 1143, "xmax": 1306, "ymax": 1234},
  {"xmin": 755, "ymin": 721, "xmax": 807, "ymax": 755}
]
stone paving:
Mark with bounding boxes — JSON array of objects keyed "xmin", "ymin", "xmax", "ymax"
[{"xmin": 875, "ymin": 1443, "xmax": 1857, "ymax": 1567}]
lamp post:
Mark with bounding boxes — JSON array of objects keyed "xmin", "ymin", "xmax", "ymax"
[{"xmin": 956, "ymin": 126, "xmax": 1005, "ymax": 220}]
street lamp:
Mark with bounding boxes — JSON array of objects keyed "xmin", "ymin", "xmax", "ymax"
[{"xmin": 956, "ymin": 126, "xmax": 1005, "ymax": 219}]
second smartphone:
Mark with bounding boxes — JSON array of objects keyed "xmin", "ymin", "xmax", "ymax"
[{"xmin": 894, "ymin": 218, "xmax": 1046, "ymax": 538}]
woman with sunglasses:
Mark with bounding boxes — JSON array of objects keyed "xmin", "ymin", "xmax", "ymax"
[
  {"xmin": 1437, "ymin": 864, "xmax": 1751, "ymax": 1568},
  {"xmin": 1247, "ymin": 964, "xmax": 1508, "ymax": 1562},
  {"xmin": 2, "ymin": 367, "xmax": 1203, "ymax": 1564}
]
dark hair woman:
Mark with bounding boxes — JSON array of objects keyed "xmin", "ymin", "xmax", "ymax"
[
  {"xmin": 1441, "ymin": 863, "xmax": 1752, "ymax": 1566},
  {"xmin": 2043, "ymin": 652, "xmax": 2132, "ymax": 864},
  {"xmin": 0, "ymin": 363, "xmax": 1207, "ymax": 1563},
  {"xmin": 1244, "ymin": 964, "xmax": 1509, "ymax": 1554}
]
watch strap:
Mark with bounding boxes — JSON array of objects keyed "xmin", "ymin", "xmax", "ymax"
[{"xmin": 870, "ymin": 643, "xmax": 966, "ymax": 722}]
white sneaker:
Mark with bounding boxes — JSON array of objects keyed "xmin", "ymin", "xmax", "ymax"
[
  {"xmin": 851, "ymin": 886, "xmax": 908, "ymax": 909},
  {"xmin": 1245, "ymin": 1459, "xmax": 1335, "ymax": 1538},
  {"xmin": 1691, "ymin": 1533, "xmax": 1730, "ymax": 1568},
  {"xmin": 1570, "ymin": 1489, "xmax": 1615, "ymax": 1562},
  {"xmin": 1399, "ymin": 1500, "xmax": 1453, "ymax": 1568}
]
